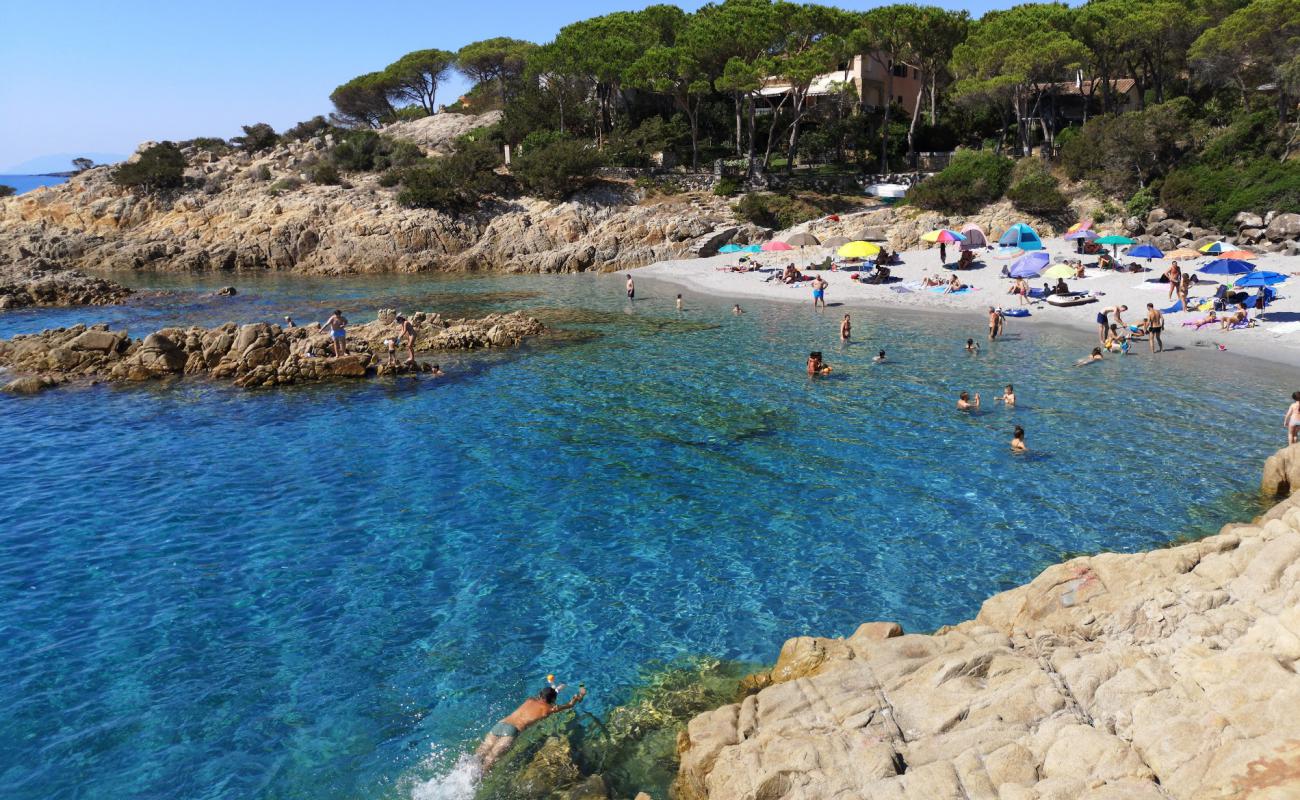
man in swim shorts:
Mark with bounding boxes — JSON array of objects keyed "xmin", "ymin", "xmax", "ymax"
[
  {"xmin": 475, "ymin": 683, "xmax": 587, "ymax": 772},
  {"xmin": 812, "ymin": 276, "xmax": 827, "ymax": 309},
  {"xmin": 1096, "ymin": 305, "xmax": 1127, "ymax": 345},
  {"xmin": 1145, "ymin": 303, "xmax": 1164, "ymax": 353},
  {"xmin": 321, "ymin": 310, "xmax": 348, "ymax": 357}
]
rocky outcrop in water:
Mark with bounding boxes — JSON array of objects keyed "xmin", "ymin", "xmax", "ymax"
[
  {"xmin": 674, "ymin": 444, "xmax": 1300, "ymax": 800},
  {"xmin": 0, "ymin": 250, "xmax": 132, "ymax": 310},
  {"xmin": 0, "ymin": 310, "xmax": 544, "ymax": 392},
  {"xmin": 0, "ymin": 113, "xmax": 741, "ymax": 277}
]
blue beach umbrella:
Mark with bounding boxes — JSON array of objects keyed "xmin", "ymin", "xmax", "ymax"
[
  {"xmin": 1199, "ymin": 258, "xmax": 1255, "ymax": 275},
  {"xmin": 742, "ymin": 244, "xmax": 762, "ymax": 253},
  {"xmin": 1234, "ymin": 271, "xmax": 1286, "ymax": 288},
  {"xmin": 1127, "ymin": 244, "xmax": 1164, "ymax": 259},
  {"xmin": 1008, "ymin": 251, "xmax": 1051, "ymax": 278},
  {"xmin": 718, "ymin": 244, "xmax": 743, "ymax": 254}
]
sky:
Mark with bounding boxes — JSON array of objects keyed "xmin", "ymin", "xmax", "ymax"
[{"xmin": 2, "ymin": 0, "xmax": 1012, "ymax": 172}]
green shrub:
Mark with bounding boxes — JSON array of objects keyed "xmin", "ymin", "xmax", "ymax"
[
  {"xmin": 0, "ymin": 185, "xmax": 15, "ymax": 197},
  {"xmin": 378, "ymin": 169, "xmax": 402, "ymax": 188},
  {"xmin": 397, "ymin": 139, "xmax": 506, "ymax": 210},
  {"xmin": 605, "ymin": 117, "xmax": 688, "ymax": 168},
  {"xmin": 713, "ymin": 177, "xmax": 741, "ymax": 197},
  {"xmin": 1125, "ymin": 187, "xmax": 1157, "ymax": 219},
  {"xmin": 251, "ymin": 164, "xmax": 272, "ymax": 182},
  {"xmin": 232, "ymin": 123, "xmax": 279, "ymax": 153},
  {"xmin": 734, "ymin": 192, "xmax": 829, "ymax": 229},
  {"xmin": 181, "ymin": 136, "xmax": 229, "ymax": 154},
  {"xmin": 113, "ymin": 142, "xmax": 187, "ymax": 191},
  {"xmin": 394, "ymin": 105, "xmax": 430, "ymax": 121},
  {"xmin": 511, "ymin": 138, "xmax": 603, "ymax": 200},
  {"xmin": 310, "ymin": 162, "xmax": 341, "ymax": 185},
  {"xmin": 329, "ymin": 131, "xmax": 424, "ymax": 172},
  {"xmin": 1199, "ymin": 111, "xmax": 1285, "ymax": 167},
  {"xmin": 1006, "ymin": 159, "xmax": 1068, "ymax": 217},
  {"xmin": 267, "ymin": 177, "xmax": 302, "ymax": 196},
  {"xmin": 1161, "ymin": 159, "xmax": 1300, "ymax": 232},
  {"xmin": 906, "ymin": 150, "xmax": 1013, "ymax": 214},
  {"xmin": 282, "ymin": 116, "xmax": 336, "ymax": 141}
]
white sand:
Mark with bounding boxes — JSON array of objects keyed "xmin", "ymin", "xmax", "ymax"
[{"xmin": 637, "ymin": 240, "xmax": 1300, "ymax": 368}]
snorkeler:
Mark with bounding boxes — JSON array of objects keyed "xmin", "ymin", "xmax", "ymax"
[{"xmin": 474, "ymin": 679, "xmax": 587, "ymax": 772}]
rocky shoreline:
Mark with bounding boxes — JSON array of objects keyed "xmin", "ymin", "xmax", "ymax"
[
  {"xmin": 0, "ymin": 249, "xmax": 132, "ymax": 310},
  {"xmin": 0, "ymin": 310, "xmax": 544, "ymax": 393},
  {"xmin": 667, "ymin": 446, "xmax": 1300, "ymax": 800}
]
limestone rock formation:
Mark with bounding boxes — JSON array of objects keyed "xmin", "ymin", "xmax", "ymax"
[
  {"xmin": 675, "ymin": 448, "xmax": 1300, "ymax": 799},
  {"xmin": 0, "ymin": 248, "xmax": 132, "ymax": 310},
  {"xmin": 0, "ymin": 310, "xmax": 544, "ymax": 391}
]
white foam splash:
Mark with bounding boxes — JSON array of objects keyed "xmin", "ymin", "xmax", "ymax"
[{"xmin": 409, "ymin": 753, "xmax": 482, "ymax": 800}]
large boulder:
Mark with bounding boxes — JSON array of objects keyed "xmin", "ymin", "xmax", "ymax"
[
  {"xmin": 1234, "ymin": 211, "xmax": 1265, "ymax": 229},
  {"xmin": 1265, "ymin": 212, "xmax": 1300, "ymax": 241},
  {"xmin": 1263, "ymin": 443, "xmax": 1300, "ymax": 497}
]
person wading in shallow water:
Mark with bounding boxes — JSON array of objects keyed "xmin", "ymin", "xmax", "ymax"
[
  {"xmin": 626, "ymin": 275, "xmax": 635, "ymax": 300},
  {"xmin": 474, "ymin": 682, "xmax": 587, "ymax": 772}
]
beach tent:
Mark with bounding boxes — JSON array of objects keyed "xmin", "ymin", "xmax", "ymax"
[
  {"xmin": 1008, "ymin": 251, "xmax": 1050, "ymax": 277},
  {"xmin": 959, "ymin": 223, "xmax": 987, "ymax": 250},
  {"xmin": 999, "ymin": 223, "xmax": 1044, "ymax": 251},
  {"xmin": 992, "ymin": 246, "xmax": 1024, "ymax": 260}
]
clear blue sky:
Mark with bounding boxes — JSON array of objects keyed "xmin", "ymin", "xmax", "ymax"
[{"xmin": 1, "ymin": 0, "xmax": 1012, "ymax": 172}]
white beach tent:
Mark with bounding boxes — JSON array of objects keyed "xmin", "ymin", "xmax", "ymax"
[{"xmin": 959, "ymin": 223, "xmax": 988, "ymax": 250}]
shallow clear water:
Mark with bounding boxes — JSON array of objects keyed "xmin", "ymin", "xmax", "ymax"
[{"xmin": 0, "ymin": 271, "xmax": 1288, "ymax": 799}]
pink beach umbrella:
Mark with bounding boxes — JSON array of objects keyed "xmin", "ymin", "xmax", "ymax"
[{"xmin": 761, "ymin": 240, "xmax": 794, "ymax": 252}]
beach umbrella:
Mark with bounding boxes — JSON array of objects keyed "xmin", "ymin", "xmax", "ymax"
[
  {"xmin": 1127, "ymin": 244, "xmax": 1164, "ymax": 260},
  {"xmin": 786, "ymin": 232, "xmax": 820, "ymax": 247},
  {"xmin": 1199, "ymin": 241, "xmax": 1231, "ymax": 254},
  {"xmin": 1063, "ymin": 229, "xmax": 1098, "ymax": 240},
  {"xmin": 854, "ymin": 228, "xmax": 889, "ymax": 242},
  {"xmin": 1042, "ymin": 263, "xmax": 1077, "ymax": 279},
  {"xmin": 742, "ymin": 244, "xmax": 762, "ymax": 253},
  {"xmin": 837, "ymin": 241, "xmax": 881, "ymax": 258},
  {"xmin": 921, "ymin": 228, "xmax": 966, "ymax": 244},
  {"xmin": 1219, "ymin": 249, "xmax": 1255, "ymax": 259},
  {"xmin": 1166, "ymin": 248, "xmax": 1202, "ymax": 259},
  {"xmin": 1067, "ymin": 219, "xmax": 1093, "ymax": 234},
  {"xmin": 718, "ymin": 244, "xmax": 743, "ymax": 254},
  {"xmin": 761, "ymin": 240, "xmax": 794, "ymax": 252},
  {"xmin": 1199, "ymin": 258, "xmax": 1256, "ymax": 275},
  {"xmin": 1008, "ymin": 251, "xmax": 1051, "ymax": 278},
  {"xmin": 822, "ymin": 235, "xmax": 851, "ymax": 248},
  {"xmin": 1095, "ymin": 234, "xmax": 1136, "ymax": 256},
  {"xmin": 1234, "ymin": 271, "xmax": 1286, "ymax": 288},
  {"xmin": 992, "ymin": 246, "xmax": 1024, "ymax": 260}
]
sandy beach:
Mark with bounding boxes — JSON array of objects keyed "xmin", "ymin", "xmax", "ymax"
[{"xmin": 637, "ymin": 235, "xmax": 1300, "ymax": 368}]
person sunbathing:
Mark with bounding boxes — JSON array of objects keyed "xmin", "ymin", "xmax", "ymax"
[
  {"xmin": 944, "ymin": 274, "xmax": 967, "ymax": 293},
  {"xmin": 1183, "ymin": 310, "xmax": 1218, "ymax": 329},
  {"xmin": 1219, "ymin": 303, "xmax": 1249, "ymax": 330},
  {"xmin": 1097, "ymin": 253, "xmax": 1116, "ymax": 270},
  {"xmin": 922, "ymin": 273, "xmax": 946, "ymax": 287},
  {"xmin": 1073, "ymin": 261, "xmax": 1087, "ymax": 279},
  {"xmin": 781, "ymin": 264, "xmax": 803, "ymax": 284}
]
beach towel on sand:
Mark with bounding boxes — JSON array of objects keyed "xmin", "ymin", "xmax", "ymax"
[
  {"xmin": 931, "ymin": 286, "xmax": 973, "ymax": 295},
  {"xmin": 1160, "ymin": 299, "xmax": 1184, "ymax": 313}
]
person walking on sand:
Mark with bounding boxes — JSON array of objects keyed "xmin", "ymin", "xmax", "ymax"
[
  {"xmin": 1177, "ymin": 272, "xmax": 1192, "ymax": 312},
  {"xmin": 1011, "ymin": 425, "xmax": 1027, "ymax": 452},
  {"xmin": 840, "ymin": 314, "xmax": 851, "ymax": 341},
  {"xmin": 1165, "ymin": 261, "xmax": 1182, "ymax": 300},
  {"xmin": 957, "ymin": 391, "xmax": 980, "ymax": 411},
  {"xmin": 1097, "ymin": 305, "xmax": 1127, "ymax": 345},
  {"xmin": 812, "ymin": 275, "xmax": 827, "ymax": 309},
  {"xmin": 1145, "ymin": 303, "xmax": 1165, "ymax": 353},
  {"xmin": 320, "ymin": 310, "xmax": 348, "ymax": 357},
  {"xmin": 475, "ymin": 682, "xmax": 587, "ymax": 773},
  {"xmin": 1284, "ymin": 391, "xmax": 1300, "ymax": 445},
  {"xmin": 626, "ymin": 275, "xmax": 635, "ymax": 300}
]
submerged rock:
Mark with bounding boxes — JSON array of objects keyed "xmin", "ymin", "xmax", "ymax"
[{"xmin": 674, "ymin": 446, "xmax": 1300, "ymax": 799}]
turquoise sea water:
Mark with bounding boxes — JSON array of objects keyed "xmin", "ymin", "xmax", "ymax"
[
  {"xmin": 0, "ymin": 174, "xmax": 70, "ymax": 194},
  {"xmin": 0, "ymin": 271, "xmax": 1288, "ymax": 800}
]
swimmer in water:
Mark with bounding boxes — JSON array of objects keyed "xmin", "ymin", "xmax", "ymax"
[
  {"xmin": 965, "ymin": 338, "xmax": 980, "ymax": 354},
  {"xmin": 873, "ymin": 350, "xmax": 886, "ymax": 362},
  {"xmin": 996, "ymin": 384, "xmax": 1015, "ymax": 407},
  {"xmin": 430, "ymin": 364, "xmax": 445, "ymax": 377},
  {"xmin": 807, "ymin": 351, "xmax": 832, "ymax": 376},
  {"xmin": 732, "ymin": 304, "xmax": 744, "ymax": 315},
  {"xmin": 957, "ymin": 391, "xmax": 980, "ymax": 411},
  {"xmin": 676, "ymin": 294, "xmax": 683, "ymax": 312},
  {"xmin": 1074, "ymin": 347, "xmax": 1104, "ymax": 366},
  {"xmin": 1011, "ymin": 425, "xmax": 1027, "ymax": 452},
  {"xmin": 475, "ymin": 682, "xmax": 587, "ymax": 772}
]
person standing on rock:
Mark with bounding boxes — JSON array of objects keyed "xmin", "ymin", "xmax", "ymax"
[
  {"xmin": 626, "ymin": 275, "xmax": 635, "ymax": 301},
  {"xmin": 396, "ymin": 315, "xmax": 417, "ymax": 370},
  {"xmin": 1284, "ymin": 391, "xmax": 1300, "ymax": 445},
  {"xmin": 474, "ymin": 682, "xmax": 586, "ymax": 772},
  {"xmin": 321, "ymin": 310, "xmax": 348, "ymax": 357}
]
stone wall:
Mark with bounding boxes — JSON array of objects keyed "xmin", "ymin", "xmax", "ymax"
[{"xmin": 674, "ymin": 444, "xmax": 1300, "ymax": 799}]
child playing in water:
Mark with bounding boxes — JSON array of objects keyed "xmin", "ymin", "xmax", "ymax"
[
  {"xmin": 807, "ymin": 351, "xmax": 832, "ymax": 376},
  {"xmin": 996, "ymin": 385, "xmax": 1015, "ymax": 407},
  {"xmin": 965, "ymin": 339, "xmax": 980, "ymax": 354},
  {"xmin": 1011, "ymin": 426, "xmax": 1027, "ymax": 452}
]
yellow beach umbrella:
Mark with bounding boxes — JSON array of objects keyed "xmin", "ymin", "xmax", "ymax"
[
  {"xmin": 1041, "ymin": 263, "xmax": 1076, "ymax": 279},
  {"xmin": 837, "ymin": 241, "xmax": 881, "ymax": 258}
]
